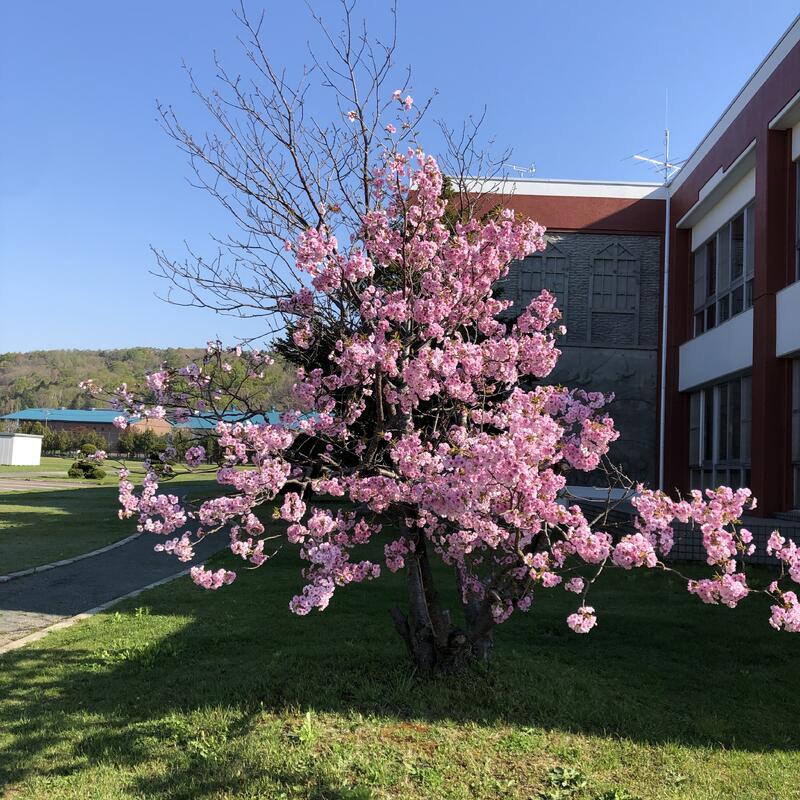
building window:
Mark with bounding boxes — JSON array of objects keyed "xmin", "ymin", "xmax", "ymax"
[
  {"xmin": 588, "ymin": 241, "xmax": 641, "ymax": 346},
  {"xmin": 591, "ymin": 244, "xmax": 639, "ymax": 311},
  {"xmin": 689, "ymin": 375, "xmax": 751, "ymax": 490},
  {"xmin": 692, "ymin": 203, "xmax": 755, "ymax": 337},
  {"xmin": 518, "ymin": 246, "xmax": 568, "ymax": 308}
]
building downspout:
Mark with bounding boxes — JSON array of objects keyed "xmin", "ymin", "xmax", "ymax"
[{"xmin": 658, "ymin": 180, "xmax": 671, "ymax": 490}]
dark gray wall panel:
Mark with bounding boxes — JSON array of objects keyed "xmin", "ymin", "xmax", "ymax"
[
  {"xmin": 551, "ymin": 347, "xmax": 658, "ymax": 485},
  {"xmin": 504, "ymin": 232, "xmax": 661, "ymax": 484}
]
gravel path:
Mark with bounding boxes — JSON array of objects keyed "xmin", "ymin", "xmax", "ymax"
[{"xmin": 0, "ymin": 529, "xmax": 228, "ymax": 648}]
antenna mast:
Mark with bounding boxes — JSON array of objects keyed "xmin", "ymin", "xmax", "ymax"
[
  {"xmin": 629, "ymin": 91, "xmax": 683, "ymax": 491},
  {"xmin": 632, "ymin": 92, "xmax": 683, "ymax": 183}
]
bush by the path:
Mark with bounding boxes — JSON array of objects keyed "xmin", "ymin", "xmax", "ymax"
[{"xmin": 67, "ymin": 459, "xmax": 106, "ymax": 480}]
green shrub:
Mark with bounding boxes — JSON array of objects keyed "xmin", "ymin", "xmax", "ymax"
[
  {"xmin": 80, "ymin": 442, "xmax": 97, "ymax": 456},
  {"xmin": 67, "ymin": 460, "xmax": 106, "ymax": 480}
]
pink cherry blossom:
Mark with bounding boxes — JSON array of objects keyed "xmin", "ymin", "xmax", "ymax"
[
  {"xmin": 280, "ymin": 492, "xmax": 306, "ymax": 522},
  {"xmin": 770, "ymin": 591, "xmax": 800, "ymax": 632},
  {"xmin": 612, "ymin": 534, "xmax": 658, "ymax": 570},
  {"xmin": 190, "ymin": 565, "xmax": 237, "ymax": 590},
  {"xmin": 184, "ymin": 446, "xmax": 206, "ymax": 467},
  {"xmin": 565, "ymin": 577, "xmax": 585, "ymax": 594},
  {"xmin": 567, "ymin": 606, "xmax": 597, "ymax": 633}
]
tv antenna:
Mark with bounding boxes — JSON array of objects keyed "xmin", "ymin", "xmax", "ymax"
[
  {"xmin": 632, "ymin": 145, "xmax": 683, "ymax": 182},
  {"xmin": 629, "ymin": 91, "xmax": 684, "ymax": 184},
  {"xmin": 504, "ymin": 162, "xmax": 536, "ymax": 178}
]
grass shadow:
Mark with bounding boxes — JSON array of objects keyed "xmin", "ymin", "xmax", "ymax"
[{"xmin": 1, "ymin": 544, "xmax": 799, "ymax": 797}]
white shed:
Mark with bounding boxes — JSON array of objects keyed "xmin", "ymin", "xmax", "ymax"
[{"xmin": 0, "ymin": 432, "xmax": 43, "ymax": 466}]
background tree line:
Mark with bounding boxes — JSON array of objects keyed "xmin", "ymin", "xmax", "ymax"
[
  {"xmin": 10, "ymin": 421, "xmax": 109, "ymax": 456},
  {"xmin": 11, "ymin": 419, "xmax": 223, "ymax": 464},
  {"xmin": 0, "ymin": 348, "xmax": 294, "ymax": 415},
  {"xmin": 117, "ymin": 427, "xmax": 222, "ymax": 462}
]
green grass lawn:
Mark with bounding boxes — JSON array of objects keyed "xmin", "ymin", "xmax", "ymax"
[
  {"xmin": 1, "ymin": 536, "xmax": 798, "ymax": 799},
  {"xmin": 0, "ymin": 455, "xmax": 76, "ymax": 474},
  {"xmin": 0, "ymin": 456, "xmax": 222, "ymax": 487},
  {"xmin": 0, "ymin": 471, "xmax": 221, "ymax": 575}
]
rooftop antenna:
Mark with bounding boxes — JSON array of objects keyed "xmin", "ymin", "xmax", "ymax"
[
  {"xmin": 630, "ymin": 90, "xmax": 684, "ymax": 492},
  {"xmin": 504, "ymin": 162, "xmax": 536, "ymax": 178},
  {"xmin": 632, "ymin": 137, "xmax": 683, "ymax": 180},
  {"xmin": 630, "ymin": 91, "xmax": 684, "ymax": 182}
]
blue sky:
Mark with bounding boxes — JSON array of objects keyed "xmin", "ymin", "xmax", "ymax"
[{"xmin": 1, "ymin": 0, "xmax": 798, "ymax": 352}]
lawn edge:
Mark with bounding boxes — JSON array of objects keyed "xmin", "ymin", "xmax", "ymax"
[{"xmin": 0, "ymin": 566, "xmax": 193, "ymax": 657}]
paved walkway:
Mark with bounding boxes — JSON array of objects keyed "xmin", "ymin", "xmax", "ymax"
[
  {"xmin": 0, "ymin": 478, "xmax": 80, "ymax": 492},
  {"xmin": 0, "ymin": 531, "xmax": 229, "ymax": 648}
]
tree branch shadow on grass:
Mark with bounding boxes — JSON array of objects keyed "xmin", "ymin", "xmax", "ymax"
[{"xmin": 1, "ymin": 556, "xmax": 798, "ymax": 796}]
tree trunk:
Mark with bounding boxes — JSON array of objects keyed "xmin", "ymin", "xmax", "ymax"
[{"xmin": 389, "ymin": 536, "xmax": 494, "ymax": 674}]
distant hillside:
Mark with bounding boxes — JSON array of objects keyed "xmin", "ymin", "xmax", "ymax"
[{"xmin": 0, "ymin": 348, "xmax": 294, "ymax": 415}]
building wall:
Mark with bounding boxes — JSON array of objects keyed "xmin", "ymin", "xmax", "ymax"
[
  {"xmin": 129, "ymin": 418, "xmax": 172, "ymax": 437},
  {"xmin": 44, "ymin": 420, "xmax": 121, "ymax": 448},
  {"xmin": 555, "ymin": 348, "xmax": 658, "ymax": 483},
  {"xmin": 496, "ymin": 190, "xmax": 665, "ymax": 235},
  {"xmin": 40, "ymin": 417, "xmax": 172, "ymax": 450},
  {"xmin": 503, "ymin": 231, "xmax": 662, "ymax": 483}
]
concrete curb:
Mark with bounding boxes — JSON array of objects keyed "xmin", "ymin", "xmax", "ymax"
[
  {"xmin": 0, "ymin": 567, "xmax": 193, "ymax": 656},
  {"xmin": 0, "ymin": 532, "xmax": 143, "ymax": 583}
]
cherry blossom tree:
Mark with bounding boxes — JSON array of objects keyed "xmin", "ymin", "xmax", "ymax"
[{"xmin": 82, "ymin": 2, "xmax": 800, "ymax": 673}]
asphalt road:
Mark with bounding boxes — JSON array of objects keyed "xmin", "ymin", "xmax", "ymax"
[{"xmin": 0, "ymin": 528, "xmax": 229, "ymax": 648}]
